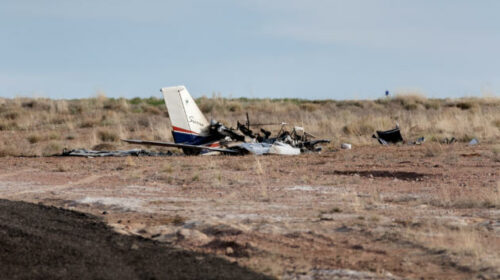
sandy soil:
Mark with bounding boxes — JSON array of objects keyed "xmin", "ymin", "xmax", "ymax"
[{"xmin": 0, "ymin": 144, "xmax": 498, "ymax": 279}]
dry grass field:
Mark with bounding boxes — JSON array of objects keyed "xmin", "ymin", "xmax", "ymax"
[
  {"xmin": 0, "ymin": 94, "xmax": 499, "ymax": 279},
  {"xmin": 0, "ymin": 94, "xmax": 498, "ymax": 156}
]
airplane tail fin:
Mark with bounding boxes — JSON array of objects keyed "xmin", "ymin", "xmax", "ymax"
[{"xmin": 161, "ymin": 86, "xmax": 210, "ymax": 144}]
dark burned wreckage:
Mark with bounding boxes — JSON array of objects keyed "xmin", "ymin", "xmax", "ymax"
[
  {"xmin": 123, "ymin": 86, "xmax": 330, "ymax": 155},
  {"xmin": 372, "ymin": 125, "xmax": 425, "ymax": 146}
]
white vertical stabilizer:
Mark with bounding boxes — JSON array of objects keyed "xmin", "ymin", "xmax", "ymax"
[{"xmin": 161, "ymin": 86, "xmax": 209, "ymax": 135}]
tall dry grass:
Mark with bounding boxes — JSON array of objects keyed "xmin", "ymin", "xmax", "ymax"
[{"xmin": 0, "ymin": 94, "xmax": 498, "ymax": 156}]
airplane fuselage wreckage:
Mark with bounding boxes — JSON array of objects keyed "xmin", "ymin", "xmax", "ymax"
[{"xmin": 122, "ymin": 86, "xmax": 330, "ymax": 155}]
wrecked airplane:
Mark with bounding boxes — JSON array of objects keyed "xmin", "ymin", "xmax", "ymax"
[{"xmin": 122, "ymin": 86, "xmax": 330, "ymax": 155}]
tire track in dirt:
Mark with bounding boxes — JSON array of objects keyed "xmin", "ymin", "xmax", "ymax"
[
  {"xmin": 1, "ymin": 174, "xmax": 103, "ymax": 198},
  {"xmin": 0, "ymin": 169, "xmax": 37, "ymax": 179}
]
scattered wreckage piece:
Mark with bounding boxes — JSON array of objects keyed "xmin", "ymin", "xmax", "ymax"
[
  {"xmin": 442, "ymin": 137, "xmax": 457, "ymax": 144},
  {"xmin": 440, "ymin": 137, "xmax": 479, "ymax": 146},
  {"xmin": 268, "ymin": 141, "xmax": 301, "ymax": 155},
  {"xmin": 373, "ymin": 126, "xmax": 425, "ymax": 146},
  {"xmin": 62, "ymin": 148, "xmax": 173, "ymax": 157},
  {"xmin": 372, "ymin": 126, "xmax": 404, "ymax": 145},
  {"xmin": 408, "ymin": 137, "xmax": 425, "ymax": 145},
  {"xmin": 468, "ymin": 138, "xmax": 479, "ymax": 146},
  {"xmin": 236, "ymin": 142, "xmax": 300, "ymax": 155},
  {"xmin": 122, "ymin": 85, "xmax": 330, "ymax": 156},
  {"xmin": 341, "ymin": 143, "xmax": 352, "ymax": 150}
]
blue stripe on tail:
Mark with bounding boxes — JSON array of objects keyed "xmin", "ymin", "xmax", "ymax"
[{"xmin": 172, "ymin": 131, "xmax": 210, "ymax": 145}]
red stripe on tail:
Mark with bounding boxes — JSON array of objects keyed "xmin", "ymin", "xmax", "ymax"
[{"xmin": 172, "ymin": 126, "xmax": 198, "ymax": 135}]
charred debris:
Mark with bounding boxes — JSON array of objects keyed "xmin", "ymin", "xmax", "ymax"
[
  {"xmin": 197, "ymin": 113, "xmax": 330, "ymax": 155},
  {"xmin": 372, "ymin": 125, "xmax": 425, "ymax": 146}
]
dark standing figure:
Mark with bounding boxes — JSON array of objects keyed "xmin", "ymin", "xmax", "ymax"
[{"xmin": 385, "ymin": 90, "xmax": 390, "ymax": 97}]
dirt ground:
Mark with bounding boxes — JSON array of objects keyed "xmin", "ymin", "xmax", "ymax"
[
  {"xmin": 0, "ymin": 199, "xmax": 269, "ymax": 280},
  {"xmin": 0, "ymin": 144, "xmax": 498, "ymax": 279}
]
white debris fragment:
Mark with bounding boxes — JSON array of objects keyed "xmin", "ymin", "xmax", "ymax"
[
  {"xmin": 341, "ymin": 143, "xmax": 352, "ymax": 149},
  {"xmin": 468, "ymin": 138, "xmax": 479, "ymax": 146}
]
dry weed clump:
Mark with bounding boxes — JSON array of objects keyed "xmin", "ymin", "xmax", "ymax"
[
  {"xmin": 140, "ymin": 104, "xmax": 162, "ymax": 115},
  {"xmin": 0, "ymin": 120, "xmax": 18, "ymax": 131},
  {"xmin": 161, "ymin": 162, "xmax": 174, "ymax": 173},
  {"xmin": 427, "ymin": 183, "xmax": 500, "ymax": 209},
  {"xmin": 92, "ymin": 143, "xmax": 116, "ymax": 151},
  {"xmin": 424, "ymin": 142, "xmax": 444, "ymax": 157},
  {"xmin": 124, "ymin": 156, "xmax": 136, "ymax": 167},
  {"xmin": 42, "ymin": 141, "xmax": 63, "ymax": 156},
  {"xmin": 492, "ymin": 145, "xmax": 500, "ymax": 162},
  {"xmin": 97, "ymin": 130, "xmax": 119, "ymax": 142},
  {"xmin": 79, "ymin": 117, "xmax": 100, "ymax": 128},
  {"xmin": 197, "ymin": 95, "xmax": 239, "ymax": 114},
  {"xmin": 27, "ymin": 134, "xmax": 42, "ymax": 144},
  {"xmin": 405, "ymin": 225, "xmax": 495, "ymax": 266},
  {"xmin": 26, "ymin": 132, "xmax": 60, "ymax": 144},
  {"xmin": 394, "ymin": 92, "xmax": 427, "ymax": 111},
  {"xmin": 103, "ymin": 98, "xmax": 129, "ymax": 112},
  {"xmin": 342, "ymin": 119, "xmax": 374, "ymax": 136},
  {"xmin": 0, "ymin": 143, "xmax": 20, "ymax": 157}
]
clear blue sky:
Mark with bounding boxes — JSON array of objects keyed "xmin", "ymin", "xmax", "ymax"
[{"xmin": 1, "ymin": 1, "xmax": 499, "ymax": 100}]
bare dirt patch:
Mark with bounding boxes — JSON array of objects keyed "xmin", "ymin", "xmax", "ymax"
[{"xmin": 0, "ymin": 144, "xmax": 498, "ymax": 279}]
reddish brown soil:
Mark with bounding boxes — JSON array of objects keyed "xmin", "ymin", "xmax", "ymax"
[
  {"xmin": 0, "ymin": 199, "xmax": 270, "ymax": 280},
  {"xmin": 0, "ymin": 144, "xmax": 498, "ymax": 279}
]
